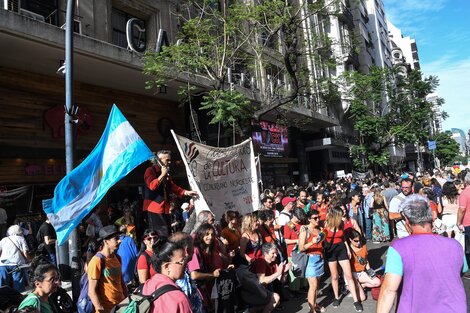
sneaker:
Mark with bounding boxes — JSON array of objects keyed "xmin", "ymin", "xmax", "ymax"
[
  {"xmin": 463, "ymin": 273, "xmax": 470, "ymax": 280},
  {"xmin": 353, "ymin": 301, "xmax": 363, "ymax": 312},
  {"xmin": 315, "ymin": 305, "xmax": 327, "ymax": 313},
  {"xmin": 332, "ymin": 298, "xmax": 341, "ymax": 308}
]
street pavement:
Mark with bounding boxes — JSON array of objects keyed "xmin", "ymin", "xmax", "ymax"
[{"xmin": 278, "ymin": 241, "xmax": 470, "ymax": 313}]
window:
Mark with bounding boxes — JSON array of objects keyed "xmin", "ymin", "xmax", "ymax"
[
  {"xmin": 15, "ymin": 0, "xmax": 59, "ymax": 25},
  {"xmin": 111, "ymin": 8, "xmax": 146, "ymax": 49}
]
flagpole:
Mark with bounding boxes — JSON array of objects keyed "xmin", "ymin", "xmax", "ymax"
[{"xmin": 64, "ymin": 0, "xmax": 81, "ymax": 301}]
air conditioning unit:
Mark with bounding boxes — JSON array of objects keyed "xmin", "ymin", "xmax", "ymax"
[
  {"xmin": 19, "ymin": 7, "xmax": 45, "ymax": 22},
  {"xmin": 60, "ymin": 19, "xmax": 82, "ymax": 35}
]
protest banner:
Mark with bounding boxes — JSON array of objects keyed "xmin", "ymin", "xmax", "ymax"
[{"xmin": 171, "ymin": 130, "xmax": 259, "ymax": 218}]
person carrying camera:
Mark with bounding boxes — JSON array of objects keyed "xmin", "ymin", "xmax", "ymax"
[{"xmin": 347, "ymin": 230, "xmax": 381, "ymax": 302}]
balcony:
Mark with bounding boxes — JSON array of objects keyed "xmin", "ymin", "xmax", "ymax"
[{"xmin": 337, "ymin": 2, "xmax": 354, "ymax": 28}]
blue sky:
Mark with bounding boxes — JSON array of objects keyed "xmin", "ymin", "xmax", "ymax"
[{"xmin": 383, "ymin": 0, "xmax": 470, "ymax": 137}]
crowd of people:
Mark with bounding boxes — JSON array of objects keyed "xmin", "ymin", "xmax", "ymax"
[{"xmin": 1, "ymin": 158, "xmax": 469, "ymax": 313}]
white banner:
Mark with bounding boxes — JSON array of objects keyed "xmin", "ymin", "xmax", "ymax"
[{"xmin": 171, "ymin": 130, "xmax": 259, "ymax": 218}]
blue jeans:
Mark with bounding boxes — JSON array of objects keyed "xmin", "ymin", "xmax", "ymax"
[{"xmin": 0, "ymin": 265, "xmax": 27, "ymax": 292}]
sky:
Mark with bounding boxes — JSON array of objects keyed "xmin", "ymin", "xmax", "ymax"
[{"xmin": 383, "ymin": 0, "xmax": 470, "ymax": 137}]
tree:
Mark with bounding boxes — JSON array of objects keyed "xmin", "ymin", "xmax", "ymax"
[
  {"xmin": 342, "ymin": 66, "xmax": 443, "ymax": 171},
  {"xmin": 143, "ymin": 0, "xmax": 340, "ymax": 136},
  {"xmin": 434, "ymin": 131, "xmax": 460, "ymax": 167}
]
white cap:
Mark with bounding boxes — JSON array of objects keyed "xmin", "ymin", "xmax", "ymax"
[{"xmin": 181, "ymin": 202, "xmax": 190, "ymax": 210}]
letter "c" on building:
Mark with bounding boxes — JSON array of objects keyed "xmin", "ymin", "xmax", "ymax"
[{"xmin": 126, "ymin": 18, "xmax": 146, "ymax": 53}]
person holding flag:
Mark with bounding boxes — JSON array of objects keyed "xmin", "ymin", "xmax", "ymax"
[
  {"xmin": 43, "ymin": 105, "xmax": 156, "ymax": 246},
  {"xmin": 143, "ymin": 150, "xmax": 198, "ymax": 237}
]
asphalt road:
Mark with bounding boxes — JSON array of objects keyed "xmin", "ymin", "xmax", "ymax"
[{"xmin": 278, "ymin": 241, "xmax": 470, "ymax": 313}]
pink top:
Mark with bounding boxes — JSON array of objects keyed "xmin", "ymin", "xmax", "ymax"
[
  {"xmin": 442, "ymin": 198, "xmax": 459, "ymax": 215},
  {"xmin": 142, "ymin": 273, "xmax": 192, "ymax": 313},
  {"xmin": 459, "ymin": 186, "xmax": 470, "ymax": 226}
]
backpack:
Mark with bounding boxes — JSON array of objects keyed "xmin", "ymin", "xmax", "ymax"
[
  {"xmin": 77, "ymin": 253, "xmax": 121, "ymax": 313},
  {"xmin": 111, "ymin": 284, "xmax": 180, "ymax": 313}
]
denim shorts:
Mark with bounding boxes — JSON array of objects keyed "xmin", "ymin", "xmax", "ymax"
[{"xmin": 305, "ymin": 254, "xmax": 324, "ymax": 278}]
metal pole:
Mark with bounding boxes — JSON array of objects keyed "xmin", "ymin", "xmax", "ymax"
[{"xmin": 64, "ymin": 0, "xmax": 81, "ymax": 301}]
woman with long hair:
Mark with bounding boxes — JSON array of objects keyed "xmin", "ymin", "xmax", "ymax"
[
  {"xmin": 324, "ymin": 206, "xmax": 363, "ymax": 312},
  {"xmin": 142, "ymin": 238, "xmax": 192, "ymax": 313},
  {"xmin": 18, "ymin": 260, "xmax": 59, "ymax": 313},
  {"xmin": 370, "ymin": 190, "xmax": 390, "ymax": 243},
  {"xmin": 187, "ymin": 223, "xmax": 226, "ymax": 310},
  {"xmin": 440, "ymin": 182, "xmax": 459, "ymax": 236},
  {"xmin": 136, "ymin": 229, "xmax": 158, "ymax": 284},
  {"xmin": 298, "ymin": 210, "xmax": 325, "ymax": 313},
  {"xmin": 240, "ymin": 213, "xmax": 263, "ymax": 264}
]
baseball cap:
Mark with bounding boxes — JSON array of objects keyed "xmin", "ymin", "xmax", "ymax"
[{"xmin": 282, "ymin": 197, "xmax": 297, "ymax": 207}]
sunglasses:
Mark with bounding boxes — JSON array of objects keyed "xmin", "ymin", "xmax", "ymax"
[
  {"xmin": 352, "ymin": 239, "xmax": 361, "ymax": 243},
  {"xmin": 45, "ymin": 275, "xmax": 61, "ymax": 283},
  {"xmin": 168, "ymin": 259, "xmax": 186, "ymax": 266},
  {"xmin": 310, "ymin": 216, "xmax": 319, "ymax": 221},
  {"xmin": 145, "ymin": 235, "xmax": 158, "ymax": 241}
]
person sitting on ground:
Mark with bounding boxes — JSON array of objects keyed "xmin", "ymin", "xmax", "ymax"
[
  {"xmin": 136, "ymin": 229, "xmax": 158, "ymax": 284},
  {"xmin": 142, "ymin": 238, "xmax": 192, "ymax": 313},
  {"xmin": 249, "ymin": 242, "xmax": 292, "ymax": 313},
  {"xmin": 347, "ymin": 230, "xmax": 381, "ymax": 302},
  {"xmin": 18, "ymin": 258, "xmax": 59, "ymax": 313}
]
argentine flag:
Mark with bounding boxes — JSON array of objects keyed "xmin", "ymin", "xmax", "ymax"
[{"xmin": 43, "ymin": 104, "xmax": 153, "ymax": 245}]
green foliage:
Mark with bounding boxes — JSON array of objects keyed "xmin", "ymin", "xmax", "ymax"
[
  {"xmin": 343, "ymin": 66, "xmax": 443, "ymax": 170},
  {"xmin": 433, "ymin": 131, "xmax": 460, "ymax": 166},
  {"xmin": 199, "ymin": 89, "xmax": 251, "ymax": 127},
  {"xmin": 142, "ymin": 0, "xmax": 340, "ymax": 135}
]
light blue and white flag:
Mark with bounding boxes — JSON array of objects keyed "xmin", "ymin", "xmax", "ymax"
[{"xmin": 43, "ymin": 104, "xmax": 153, "ymax": 245}]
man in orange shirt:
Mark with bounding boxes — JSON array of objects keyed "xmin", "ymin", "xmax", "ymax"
[
  {"xmin": 143, "ymin": 150, "xmax": 198, "ymax": 237},
  {"xmin": 88, "ymin": 225, "xmax": 127, "ymax": 313}
]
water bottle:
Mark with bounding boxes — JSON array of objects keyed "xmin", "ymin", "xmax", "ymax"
[{"xmin": 315, "ymin": 229, "xmax": 327, "ymax": 243}]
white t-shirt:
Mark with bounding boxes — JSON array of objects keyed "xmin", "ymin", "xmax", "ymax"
[
  {"xmin": 389, "ymin": 193, "xmax": 409, "ymax": 238},
  {"xmin": 0, "ymin": 235, "xmax": 29, "ymax": 265},
  {"xmin": 277, "ymin": 211, "xmax": 292, "ymax": 227}
]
